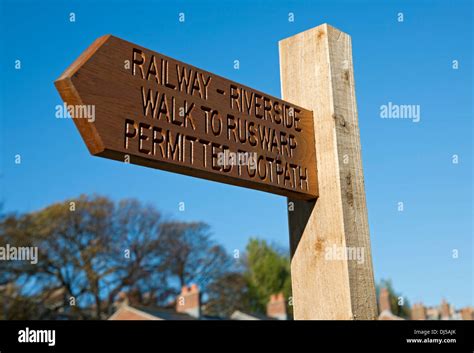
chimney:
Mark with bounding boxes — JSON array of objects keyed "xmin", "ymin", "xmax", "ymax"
[
  {"xmin": 440, "ymin": 299, "xmax": 450, "ymax": 320},
  {"xmin": 460, "ymin": 307, "xmax": 473, "ymax": 320},
  {"xmin": 379, "ymin": 288, "xmax": 391, "ymax": 313},
  {"xmin": 411, "ymin": 302, "xmax": 426, "ymax": 320},
  {"xmin": 266, "ymin": 293, "xmax": 287, "ymax": 320},
  {"xmin": 176, "ymin": 284, "xmax": 201, "ymax": 318}
]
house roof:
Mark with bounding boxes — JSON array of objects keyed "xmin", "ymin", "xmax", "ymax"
[
  {"xmin": 230, "ymin": 310, "xmax": 276, "ymax": 320},
  {"xmin": 135, "ymin": 306, "xmax": 197, "ymax": 320},
  {"xmin": 109, "ymin": 304, "xmax": 225, "ymax": 321}
]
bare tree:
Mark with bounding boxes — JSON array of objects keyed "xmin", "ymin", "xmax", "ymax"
[
  {"xmin": 157, "ymin": 222, "xmax": 232, "ymax": 294},
  {"xmin": 0, "ymin": 195, "xmax": 233, "ymax": 319}
]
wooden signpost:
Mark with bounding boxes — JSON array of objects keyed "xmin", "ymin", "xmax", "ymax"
[
  {"xmin": 280, "ymin": 24, "xmax": 377, "ymax": 320},
  {"xmin": 55, "ymin": 24, "xmax": 377, "ymax": 320},
  {"xmin": 55, "ymin": 35, "xmax": 317, "ymax": 200}
]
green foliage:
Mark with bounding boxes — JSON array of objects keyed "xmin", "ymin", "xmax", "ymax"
[
  {"xmin": 203, "ymin": 238, "xmax": 293, "ymax": 318},
  {"xmin": 244, "ymin": 238, "xmax": 292, "ymax": 315}
]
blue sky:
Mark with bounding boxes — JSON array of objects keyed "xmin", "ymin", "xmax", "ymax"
[{"xmin": 0, "ymin": 0, "xmax": 472, "ymax": 309}]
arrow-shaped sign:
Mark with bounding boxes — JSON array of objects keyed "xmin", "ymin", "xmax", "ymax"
[{"xmin": 55, "ymin": 35, "xmax": 318, "ymax": 200}]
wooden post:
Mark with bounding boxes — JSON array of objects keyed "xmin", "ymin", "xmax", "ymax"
[{"xmin": 279, "ymin": 24, "xmax": 377, "ymax": 320}]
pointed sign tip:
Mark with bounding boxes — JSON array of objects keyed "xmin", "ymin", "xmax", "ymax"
[{"xmin": 55, "ymin": 34, "xmax": 113, "ymax": 82}]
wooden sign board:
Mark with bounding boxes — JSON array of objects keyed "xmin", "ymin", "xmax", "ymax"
[{"xmin": 55, "ymin": 35, "xmax": 318, "ymax": 200}]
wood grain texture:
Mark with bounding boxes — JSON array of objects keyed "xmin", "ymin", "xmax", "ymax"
[
  {"xmin": 279, "ymin": 24, "xmax": 377, "ymax": 319},
  {"xmin": 55, "ymin": 35, "xmax": 318, "ymax": 200}
]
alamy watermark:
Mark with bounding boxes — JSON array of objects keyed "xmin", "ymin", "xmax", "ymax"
[
  {"xmin": 0, "ymin": 244, "xmax": 38, "ymax": 264},
  {"xmin": 18, "ymin": 327, "xmax": 55, "ymax": 347},
  {"xmin": 325, "ymin": 244, "xmax": 365, "ymax": 264},
  {"xmin": 380, "ymin": 102, "xmax": 420, "ymax": 123},
  {"xmin": 217, "ymin": 150, "xmax": 257, "ymax": 170},
  {"xmin": 55, "ymin": 103, "xmax": 95, "ymax": 122}
]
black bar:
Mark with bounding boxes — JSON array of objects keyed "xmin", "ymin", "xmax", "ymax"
[{"xmin": 0, "ymin": 320, "xmax": 473, "ymax": 353}]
